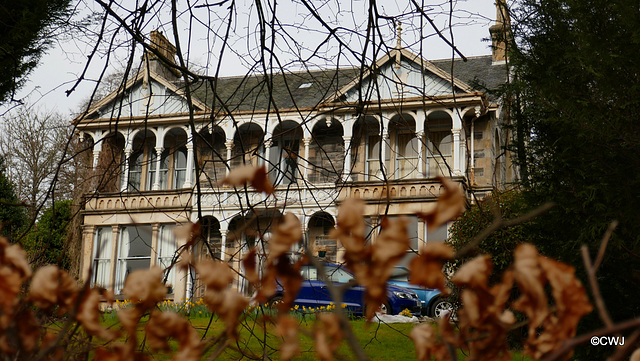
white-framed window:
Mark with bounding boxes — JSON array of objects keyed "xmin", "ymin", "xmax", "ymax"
[
  {"xmin": 92, "ymin": 226, "xmax": 113, "ymax": 288},
  {"xmin": 271, "ymin": 139, "xmax": 299, "ymax": 185},
  {"xmin": 427, "ymin": 131, "xmax": 452, "ymax": 177},
  {"xmin": 158, "ymin": 225, "xmax": 177, "ymax": 293},
  {"xmin": 127, "ymin": 151, "xmax": 143, "ymax": 191},
  {"xmin": 173, "ymin": 146, "xmax": 187, "ymax": 188},
  {"xmin": 424, "ymin": 222, "xmax": 448, "ymax": 244},
  {"xmin": 147, "ymin": 146, "xmax": 169, "ymax": 190},
  {"xmin": 366, "ymin": 134, "xmax": 381, "ymax": 180},
  {"xmin": 396, "ymin": 132, "xmax": 419, "ymax": 179},
  {"xmin": 116, "ymin": 225, "xmax": 152, "ymax": 293}
]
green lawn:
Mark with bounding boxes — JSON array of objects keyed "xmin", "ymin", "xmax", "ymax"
[
  {"xmin": 187, "ymin": 313, "xmax": 417, "ymax": 360},
  {"xmin": 101, "ymin": 306, "xmax": 533, "ymax": 360}
]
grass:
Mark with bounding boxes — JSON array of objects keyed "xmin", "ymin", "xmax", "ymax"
[
  {"xmin": 101, "ymin": 301, "xmax": 534, "ymax": 360},
  {"xmin": 190, "ymin": 313, "xmax": 418, "ymax": 360}
]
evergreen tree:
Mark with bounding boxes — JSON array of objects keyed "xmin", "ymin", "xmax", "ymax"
[
  {"xmin": 24, "ymin": 199, "xmax": 72, "ymax": 269},
  {"xmin": 0, "ymin": 156, "xmax": 26, "ymax": 241},
  {"xmin": 510, "ymin": 0, "xmax": 640, "ymax": 356},
  {"xmin": 0, "ymin": 0, "xmax": 71, "ymax": 103}
]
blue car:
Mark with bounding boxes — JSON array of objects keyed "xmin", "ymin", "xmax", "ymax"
[
  {"xmin": 387, "ymin": 266, "xmax": 452, "ymax": 318},
  {"xmin": 273, "ymin": 263, "xmax": 422, "ymax": 316}
]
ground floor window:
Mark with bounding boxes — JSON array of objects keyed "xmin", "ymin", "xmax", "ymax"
[
  {"xmin": 424, "ymin": 222, "xmax": 448, "ymax": 243},
  {"xmin": 93, "ymin": 226, "xmax": 112, "ymax": 288},
  {"xmin": 158, "ymin": 225, "xmax": 177, "ymax": 294},
  {"xmin": 116, "ymin": 225, "xmax": 152, "ymax": 293}
]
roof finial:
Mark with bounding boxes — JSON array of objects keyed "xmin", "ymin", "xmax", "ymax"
[{"xmin": 396, "ymin": 21, "xmax": 402, "ymax": 49}]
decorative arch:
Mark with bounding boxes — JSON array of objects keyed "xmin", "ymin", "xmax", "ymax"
[
  {"xmin": 307, "ymin": 212, "xmax": 338, "ymax": 262},
  {"xmin": 424, "ymin": 110, "xmax": 453, "ymax": 177},
  {"xmin": 269, "ymin": 120, "xmax": 303, "ymax": 185},
  {"xmin": 309, "ymin": 118, "xmax": 344, "ymax": 184},
  {"xmin": 197, "ymin": 125, "xmax": 227, "ymax": 186},
  {"xmin": 231, "ymin": 122, "xmax": 264, "ymax": 168},
  {"xmin": 199, "ymin": 216, "xmax": 222, "ymax": 260},
  {"xmin": 389, "ymin": 113, "xmax": 419, "ymax": 179},
  {"xmin": 351, "ymin": 115, "xmax": 381, "ymax": 181}
]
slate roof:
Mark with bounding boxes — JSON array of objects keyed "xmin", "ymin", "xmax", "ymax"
[
  {"xmin": 190, "ymin": 67, "xmax": 361, "ymax": 113},
  {"xmin": 431, "ymin": 56, "xmax": 508, "ymax": 102},
  {"xmin": 189, "ymin": 55, "xmax": 506, "ymax": 113}
]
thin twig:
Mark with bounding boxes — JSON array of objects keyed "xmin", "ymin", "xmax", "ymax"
[
  {"xmin": 581, "ymin": 245, "xmax": 614, "ymax": 329},
  {"xmin": 606, "ymin": 327, "xmax": 640, "ymax": 361},
  {"xmin": 594, "ymin": 220, "xmax": 618, "ymax": 272}
]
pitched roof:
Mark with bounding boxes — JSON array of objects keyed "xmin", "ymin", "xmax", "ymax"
[
  {"xmin": 431, "ymin": 56, "xmax": 508, "ymax": 102},
  {"xmin": 190, "ymin": 67, "xmax": 361, "ymax": 113},
  {"xmin": 78, "ymin": 52, "xmax": 507, "ymax": 122},
  {"xmin": 189, "ymin": 53, "xmax": 507, "ymax": 113}
]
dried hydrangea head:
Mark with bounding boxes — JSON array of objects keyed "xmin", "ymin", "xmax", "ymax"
[{"xmin": 123, "ymin": 267, "xmax": 167, "ymax": 309}]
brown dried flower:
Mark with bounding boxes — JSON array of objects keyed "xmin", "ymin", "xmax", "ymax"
[
  {"xmin": 416, "ymin": 176, "xmax": 466, "ymax": 229},
  {"xmin": 219, "ymin": 165, "xmax": 274, "ymax": 195}
]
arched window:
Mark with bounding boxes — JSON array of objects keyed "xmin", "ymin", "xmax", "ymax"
[{"xmin": 426, "ymin": 115, "xmax": 453, "ymax": 177}]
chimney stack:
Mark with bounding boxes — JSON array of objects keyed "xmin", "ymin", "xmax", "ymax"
[
  {"xmin": 144, "ymin": 30, "xmax": 180, "ymax": 80},
  {"xmin": 489, "ymin": 0, "xmax": 511, "ymax": 63}
]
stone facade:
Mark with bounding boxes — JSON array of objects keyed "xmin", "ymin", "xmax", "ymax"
[{"xmin": 75, "ymin": 28, "xmax": 514, "ymax": 301}]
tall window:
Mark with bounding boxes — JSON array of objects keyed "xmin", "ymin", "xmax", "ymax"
[
  {"xmin": 269, "ymin": 139, "xmax": 299, "ymax": 185},
  {"xmin": 116, "ymin": 225, "xmax": 152, "ymax": 293},
  {"xmin": 427, "ymin": 131, "xmax": 452, "ymax": 177},
  {"xmin": 201, "ymin": 217, "xmax": 222, "ymax": 260},
  {"xmin": 147, "ymin": 146, "xmax": 169, "ymax": 190},
  {"xmin": 158, "ymin": 225, "xmax": 176, "ymax": 293},
  {"xmin": 366, "ymin": 134, "xmax": 381, "ymax": 180},
  {"xmin": 396, "ymin": 132, "xmax": 419, "ymax": 179},
  {"xmin": 93, "ymin": 227, "xmax": 112, "ymax": 288},
  {"xmin": 127, "ymin": 151, "xmax": 143, "ymax": 191},
  {"xmin": 173, "ymin": 147, "xmax": 187, "ymax": 188}
]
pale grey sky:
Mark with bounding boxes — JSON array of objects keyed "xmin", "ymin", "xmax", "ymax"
[{"xmin": 12, "ymin": 0, "xmax": 499, "ymax": 117}]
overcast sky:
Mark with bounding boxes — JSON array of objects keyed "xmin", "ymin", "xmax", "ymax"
[{"xmin": 11, "ymin": 0, "xmax": 499, "ymax": 117}]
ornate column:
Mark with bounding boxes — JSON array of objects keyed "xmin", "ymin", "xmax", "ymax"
[
  {"xmin": 184, "ymin": 142, "xmax": 195, "ymax": 188},
  {"xmin": 150, "ymin": 224, "xmax": 160, "ymax": 266},
  {"xmin": 416, "ymin": 130, "xmax": 425, "ymax": 176},
  {"xmin": 110, "ymin": 225, "xmax": 120, "ymax": 293},
  {"xmin": 380, "ymin": 130, "xmax": 390, "ymax": 176},
  {"xmin": 81, "ymin": 225, "xmax": 97, "ymax": 284},
  {"xmin": 220, "ymin": 228, "xmax": 228, "ymax": 261},
  {"xmin": 303, "ymin": 137, "xmax": 312, "ymax": 181},
  {"xmin": 452, "ymin": 129, "xmax": 461, "ymax": 176},
  {"xmin": 92, "ymin": 147, "xmax": 101, "ymax": 170},
  {"xmin": 342, "ymin": 136, "xmax": 352, "ymax": 181},
  {"xmin": 225, "ymin": 140, "xmax": 234, "ymax": 176},
  {"xmin": 153, "ymin": 147, "xmax": 164, "ymax": 190},
  {"xmin": 263, "ymin": 140, "xmax": 273, "ymax": 171},
  {"xmin": 121, "ymin": 148, "xmax": 132, "ymax": 192}
]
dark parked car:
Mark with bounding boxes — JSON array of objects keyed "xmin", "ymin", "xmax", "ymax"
[
  {"xmin": 273, "ymin": 263, "xmax": 422, "ymax": 316},
  {"xmin": 388, "ymin": 266, "xmax": 452, "ymax": 318}
]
